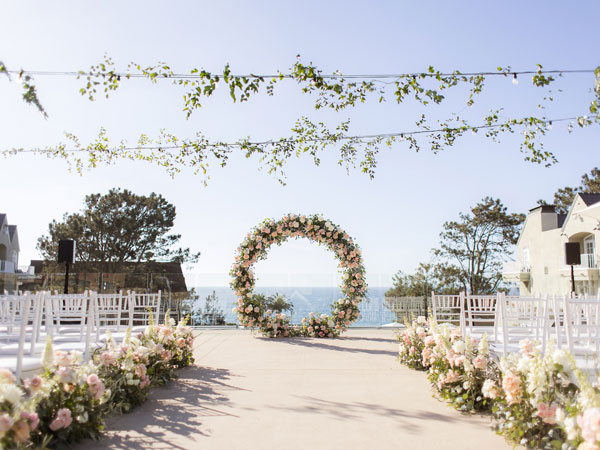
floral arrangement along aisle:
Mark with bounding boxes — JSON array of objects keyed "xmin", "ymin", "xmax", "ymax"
[
  {"xmin": 399, "ymin": 318, "xmax": 494, "ymax": 412},
  {"xmin": 0, "ymin": 315, "xmax": 195, "ymax": 449},
  {"xmin": 397, "ymin": 317, "xmax": 600, "ymax": 449},
  {"xmin": 230, "ymin": 214, "xmax": 367, "ymax": 338}
]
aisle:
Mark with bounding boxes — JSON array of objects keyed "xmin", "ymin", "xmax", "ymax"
[{"xmin": 76, "ymin": 329, "xmax": 510, "ymax": 450}]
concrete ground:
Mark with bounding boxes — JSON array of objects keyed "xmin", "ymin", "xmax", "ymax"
[{"xmin": 75, "ymin": 329, "xmax": 511, "ymax": 450}]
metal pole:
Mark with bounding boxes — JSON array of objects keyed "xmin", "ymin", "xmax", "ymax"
[
  {"xmin": 64, "ymin": 261, "xmax": 70, "ymax": 294},
  {"xmin": 423, "ymin": 280, "xmax": 428, "ymax": 319},
  {"xmin": 571, "ymin": 264, "xmax": 576, "ymax": 296}
]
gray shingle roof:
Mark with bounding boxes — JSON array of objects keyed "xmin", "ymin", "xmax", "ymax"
[
  {"xmin": 557, "ymin": 214, "xmax": 567, "ymax": 228},
  {"xmin": 579, "ymin": 193, "xmax": 600, "ymax": 206},
  {"xmin": 8, "ymin": 225, "xmax": 16, "ymax": 241}
]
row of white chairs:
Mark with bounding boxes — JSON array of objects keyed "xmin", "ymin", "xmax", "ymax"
[
  {"xmin": 432, "ymin": 292, "xmax": 600, "ymax": 372},
  {"xmin": 0, "ymin": 290, "xmax": 162, "ymax": 379}
]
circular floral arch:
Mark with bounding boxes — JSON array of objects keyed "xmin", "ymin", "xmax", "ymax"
[{"xmin": 230, "ymin": 214, "xmax": 367, "ymax": 338}]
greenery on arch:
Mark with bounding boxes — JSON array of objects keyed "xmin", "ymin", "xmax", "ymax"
[{"xmin": 230, "ymin": 214, "xmax": 367, "ymax": 338}]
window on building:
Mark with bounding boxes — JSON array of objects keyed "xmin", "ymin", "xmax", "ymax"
[
  {"xmin": 522, "ymin": 248, "xmax": 530, "ymax": 271},
  {"xmin": 584, "ymin": 235, "xmax": 595, "ymax": 268}
]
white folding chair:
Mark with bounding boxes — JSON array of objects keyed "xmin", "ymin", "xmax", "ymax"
[
  {"xmin": 49, "ymin": 292, "xmax": 96, "ymax": 360},
  {"xmin": 431, "ymin": 292, "xmax": 465, "ymax": 336},
  {"xmin": 465, "ymin": 294, "xmax": 497, "ymax": 339},
  {"xmin": 92, "ymin": 292, "xmax": 129, "ymax": 343},
  {"xmin": 561, "ymin": 296, "xmax": 600, "ymax": 374},
  {"xmin": 0, "ymin": 293, "xmax": 43, "ymax": 378},
  {"xmin": 0, "ymin": 291, "xmax": 46, "ymax": 356},
  {"xmin": 128, "ymin": 291, "xmax": 162, "ymax": 332},
  {"xmin": 46, "ymin": 292, "xmax": 90, "ymax": 343},
  {"xmin": 496, "ymin": 293, "xmax": 548, "ymax": 355}
]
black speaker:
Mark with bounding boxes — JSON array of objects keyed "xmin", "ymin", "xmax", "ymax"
[
  {"xmin": 565, "ymin": 242, "xmax": 581, "ymax": 265},
  {"xmin": 57, "ymin": 240, "xmax": 76, "ymax": 264}
]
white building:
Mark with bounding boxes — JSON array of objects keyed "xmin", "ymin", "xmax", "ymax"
[
  {"xmin": 0, "ymin": 213, "xmax": 20, "ymax": 292},
  {"xmin": 502, "ymin": 193, "xmax": 600, "ymax": 296},
  {"xmin": 0, "ymin": 213, "xmax": 19, "ymax": 273}
]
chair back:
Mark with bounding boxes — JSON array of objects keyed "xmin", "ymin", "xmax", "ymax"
[
  {"xmin": 498, "ymin": 293, "xmax": 548, "ymax": 354},
  {"xmin": 128, "ymin": 291, "xmax": 162, "ymax": 327},
  {"xmin": 93, "ymin": 292, "xmax": 125, "ymax": 341},
  {"xmin": 561, "ymin": 296, "xmax": 600, "ymax": 357},
  {"xmin": 431, "ymin": 292, "xmax": 465, "ymax": 335},
  {"xmin": 0, "ymin": 293, "xmax": 32, "ymax": 378}
]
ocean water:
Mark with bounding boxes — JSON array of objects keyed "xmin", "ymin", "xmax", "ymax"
[{"xmin": 190, "ymin": 286, "xmax": 396, "ymax": 326}]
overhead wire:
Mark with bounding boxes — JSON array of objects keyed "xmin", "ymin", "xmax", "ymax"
[
  {"xmin": 2, "ymin": 68, "xmax": 596, "ymax": 80},
  {"xmin": 9, "ymin": 116, "xmax": 594, "ymax": 154}
]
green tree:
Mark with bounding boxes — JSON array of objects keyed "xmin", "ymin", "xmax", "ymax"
[
  {"xmin": 385, "ymin": 262, "xmax": 463, "ymax": 299},
  {"xmin": 430, "ymin": 262, "xmax": 463, "ymax": 294},
  {"xmin": 251, "ymin": 293, "xmax": 294, "ymax": 314},
  {"xmin": 385, "ymin": 263, "xmax": 436, "ymax": 298},
  {"xmin": 195, "ymin": 290, "xmax": 225, "ymax": 325},
  {"xmin": 538, "ymin": 167, "xmax": 600, "ymax": 214},
  {"xmin": 384, "ymin": 263, "xmax": 437, "ymax": 322},
  {"xmin": 37, "ymin": 188, "xmax": 200, "ymax": 269},
  {"xmin": 434, "ymin": 197, "xmax": 525, "ymax": 294},
  {"xmin": 265, "ymin": 293, "xmax": 294, "ymax": 314}
]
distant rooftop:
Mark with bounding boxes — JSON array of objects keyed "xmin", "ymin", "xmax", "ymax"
[{"xmin": 528, "ymin": 204, "xmax": 555, "ymax": 213}]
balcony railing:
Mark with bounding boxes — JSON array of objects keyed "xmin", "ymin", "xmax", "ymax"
[
  {"xmin": 0, "ymin": 260, "xmax": 15, "ymax": 273},
  {"xmin": 502, "ymin": 261, "xmax": 531, "ymax": 273},
  {"xmin": 560, "ymin": 253, "xmax": 598, "ymax": 270}
]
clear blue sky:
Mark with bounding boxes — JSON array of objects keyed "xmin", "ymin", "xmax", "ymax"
[{"xmin": 0, "ymin": 1, "xmax": 598, "ymax": 287}]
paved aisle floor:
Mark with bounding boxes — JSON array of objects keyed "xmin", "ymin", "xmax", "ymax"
[{"xmin": 76, "ymin": 329, "xmax": 510, "ymax": 450}]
